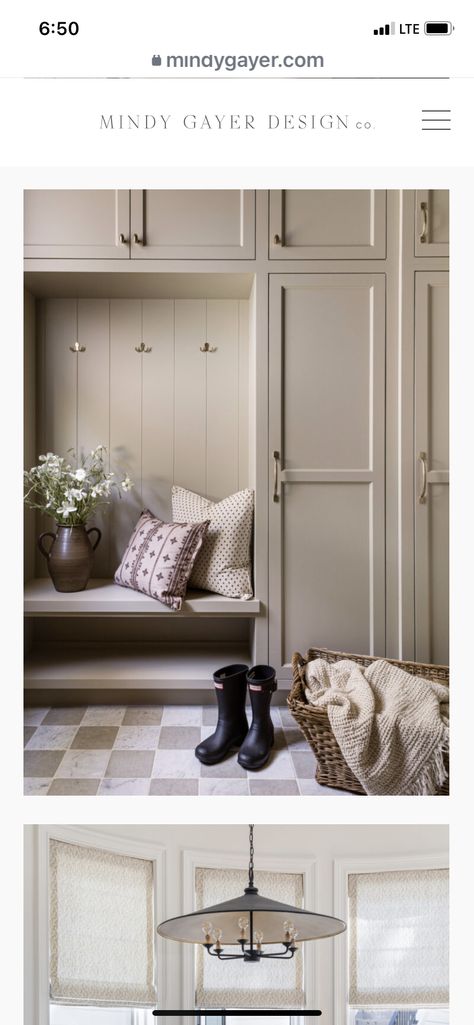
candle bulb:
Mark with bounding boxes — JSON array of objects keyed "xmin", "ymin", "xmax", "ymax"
[
  {"xmin": 238, "ymin": 916, "xmax": 249, "ymax": 940},
  {"xmin": 201, "ymin": 922, "xmax": 214, "ymax": 944},
  {"xmin": 213, "ymin": 928, "xmax": 223, "ymax": 952},
  {"xmin": 255, "ymin": 930, "xmax": 263, "ymax": 951}
]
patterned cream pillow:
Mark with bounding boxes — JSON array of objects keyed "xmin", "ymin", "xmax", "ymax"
[
  {"xmin": 115, "ymin": 510, "xmax": 209, "ymax": 610},
  {"xmin": 172, "ymin": 486, "xmax": 253, "ymax": 598}
]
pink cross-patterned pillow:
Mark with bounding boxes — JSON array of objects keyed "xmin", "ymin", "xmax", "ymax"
[{"xmin": 115, "ymin": 510, "xmax": 210, "ymax": 610}]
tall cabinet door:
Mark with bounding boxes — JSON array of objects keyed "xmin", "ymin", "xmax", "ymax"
[
  {"xmin": 269, "ymin": 275, "xmax": 386, "ymax": 680},
  {"xmin": 414, "ymin": 272, "xmax": 449, "ymax": 664},
  {"xmin": 130, "ymin": 190, "xmax": 255, "ymax": 258}
]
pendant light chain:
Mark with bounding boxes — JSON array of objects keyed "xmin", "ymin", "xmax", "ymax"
[{"xmin": 248, "ymin": 824, "xmax": 254, "ymax": 888}]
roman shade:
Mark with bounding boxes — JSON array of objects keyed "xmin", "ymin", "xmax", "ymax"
[
  {"xmin": 195, "ymin": 866, "xmax": 304, "ymax": 1008},
  {"xmin": 49, "ymin": 839, "xmax": 156, "ymax": 1007},
  {"xmin": 348, "ymin": 868, "xmax": 448, "ymax": 1006}
]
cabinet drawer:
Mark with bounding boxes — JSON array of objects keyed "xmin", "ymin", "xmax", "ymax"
[
  {"xmin": 24, "ymin": 190, "xmax": 130, "ymax": 259},
  {"xmin": 269, "ymin": 190, "xmax": 386, "ymax": 259},
  {"xmin": 414, "ymin": 190, "xmax": 449, "ymax": 256},
  {"xmin": 130, "ymin": 189, "xmax": 255, "ymax": 259}
]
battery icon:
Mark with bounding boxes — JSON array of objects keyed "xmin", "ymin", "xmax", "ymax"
[{"xmin": 424, "ymin": 21, "xmax": 453, "ymax": 34}]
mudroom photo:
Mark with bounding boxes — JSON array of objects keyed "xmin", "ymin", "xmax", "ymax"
[{"xmin": 23, "ymin": 189, "xmax": 450, "ymax": 796}]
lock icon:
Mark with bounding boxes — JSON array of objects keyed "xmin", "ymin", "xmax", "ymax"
[{"xmin": 152, "ymin": 54, "xmax": 162, "ymax": 66}]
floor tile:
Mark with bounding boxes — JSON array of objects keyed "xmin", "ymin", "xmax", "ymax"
[
  {"xmin": 291, "ymin": 751, "xmax": 317, "ymax": 779},
  {"xmin": 297, "ymin": 778, "xmax": 356, "ymax": 797},
  {"xmin": 158, "ymin": 726, "xmax": 201, "ymax": 749},
  {"xmin": 122, "ymin": 707, "xmax": 163, "ymax": 726},
  {"xmin": 199, "ymin": 779, "xmax": 249, "ymax": 796},
  {"xmin": 24, "ymin": 726, "xmax": 37, "ymax": 746},
  {"xmin": 42, "ymin": 707, "xmax": 86, "ymax": 726},
  {"xmin": 48, "ymin": 778, "xmax": 100, "ymax": 796},
  {"xmin": 25, "ymin": 725, "xmax": 78, "ymax": 750},
  {"xmin": 282, "ymin": 727, "xmax": 310, "ymax": 751},
  {"xmin": 152, "ymin": 749, "xmax": 201, "ymax": 778},
  {"xmin": 24, "ymin": 749, "xmax": 65, "ymax": 777},
  {"xmin": 249, "ymin": 779, "xmax": 299, "ymax": 796},
  {"xmin": 24, "ymin": 777, "xmax": 51, "ymax": 795},
  {"xmin": 98, "ymin": 778, "xmax": 151, "ymax": 795},
  {"xmin": 161, "ymin": 706, "xmax": 202, "ymax": 726},
  {"xmin": 202, "ymin": 707, "xmax": 217, "ymax": 726},
  {"xmin": 82, "ymin": 706, "xmax": 127, "ymax": 726},
  {"xmin": 24, "ymin": 708, "xmax": 50, "ymax": 725},
  {"xmin": 149, "ymin": 778, "xmax": 199, "ymax": 795},
  {"xmin": 114, "ymin": 727, "xmax": 161, "ymax": 750},
  {"xmin": 247, "ymin": 748, "xmax": 296, "ymax": 779},
  {"xmin": 71, "ymin": 726, "xmax": 118, "ymax": 750},
  {"xmin": 200, "ymin": 726, "xmax": 215, "ymax": 741},
  {"xmin": 56, "ymin": 750, "xmax": 110, "ymax": 779},
  {"xmin": 105, "ymin": 750, "xmax": 155, "ymax": 778},
  {"xmin": 200, "ymin": 754, "xmax": 247, "ymax": 778},
  {"xmin": 270, "ymin": 707, "xmax": 282, "ymax": 726},
  {"xmin": 279, "ymin": 707, "xmax": 296, "ymax": 727}
]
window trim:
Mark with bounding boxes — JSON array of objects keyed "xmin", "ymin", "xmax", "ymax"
[
  {"xmin": 37, "ymin": 826, "xmax": 166, "ymax": 1025},
  {"xmin": 333, "ymin": 853, "xmax": 449, "ymax": 1025},
  {"xmin": 181, "ymin": 847, "xmax": 320, "ymax": 1022}
]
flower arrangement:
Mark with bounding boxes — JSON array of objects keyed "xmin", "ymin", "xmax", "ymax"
[{"xmin": 24, "ymin": 446, "xmax": 133, "ymax": 526}]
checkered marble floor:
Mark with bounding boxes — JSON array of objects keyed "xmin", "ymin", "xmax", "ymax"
[{"xmin": 24, "ymin": 704, "xmax": 356, "ymax": 796}]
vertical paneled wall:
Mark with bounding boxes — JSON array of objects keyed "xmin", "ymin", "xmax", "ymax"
[{"xmin": 36, "ymin": 298, "xmax": 250, "ymax": 576}]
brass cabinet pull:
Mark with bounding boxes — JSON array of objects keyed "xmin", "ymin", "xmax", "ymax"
[
  {"xmin": 419, "ymin": 201, "xmax": 428, "ymax": 244},
  {"xmin": 133, "ymin": 233, "xmax": 143, "ymax": 245},
  {"xmin": 119, "ymin": 233, "xmax": 128, "ymax": 244},
  {"xmin": 273, "ymin": 450, "xmax": 280, "ymax": 502},
  {"xmin": 418, "ymin": 451, "xmax": 428, "ymax": 503},
  {"xmin": 273, "ymin": 233, "xmax": 282, "ymax": 245}
]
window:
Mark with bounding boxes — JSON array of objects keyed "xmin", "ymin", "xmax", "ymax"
[
  {"xmin": 49, "ymin": 839, "xmax": 157, "ymax": 1022},
  {"xmin": 347, "ymin": 869, "xmax": 448, "ymax": 1025},
  {"xmin": 195, "ymin": 867, "xmax": 305, "ymax": 1008}
]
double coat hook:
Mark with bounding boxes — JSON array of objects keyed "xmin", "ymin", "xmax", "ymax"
[
  {"xmin": 200, "ymin": 341, "xmax": 217, "ymax": 353},
  {"xmin": 135, "ymin": 341, "xmax": 152, "ymax": 353}
]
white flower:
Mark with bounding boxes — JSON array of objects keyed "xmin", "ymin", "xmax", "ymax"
[
  {"xmin": 69, "ymin": 488, "xmax": 86, "ymax": 501},
  {"xmin": 74, "ymin": 468, "xmax": 87, "ymax": 482},
  {"xmin": 57, "ymin": 504, "xmax": 77, "ymax": 517},
  {"xmin": 121, "ymin": 476, "xmax": 133, "ymax": 492}
]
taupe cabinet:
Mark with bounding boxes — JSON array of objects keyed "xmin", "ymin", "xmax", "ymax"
[
  {"xmin": 269, "ymin": 275, "xmax": 386, "ymax": 676},
  {"xmin": 24, "ymin": 189, "xmax": 450, "ymax": 696},
  {"xmin": 269, "ymin": 189, "xmax": 386, "ymax": 259},
  {"xmin": 24, "ymin": 189, "xmax": 255, "ymax": 260},
  {"xmin": 414, "ymin": 272, "xmax": 449, "ymax": 664},
  {"xmin": 24, "ymin": 190, "xmax": 130, "ymax": 260}
]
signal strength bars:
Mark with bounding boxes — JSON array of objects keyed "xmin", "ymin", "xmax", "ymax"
[{"xmin": 374, "ymin": 22, "xmax": 396, "ymax": 35}]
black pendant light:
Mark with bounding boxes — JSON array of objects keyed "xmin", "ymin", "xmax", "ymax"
[{"xmin": 157, "ymin": 825, "xmax": 346, "ymax": 962}]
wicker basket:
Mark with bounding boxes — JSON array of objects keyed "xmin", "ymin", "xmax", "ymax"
[{"xmin": 288, "ymin": 646, "xmax": 449, "ymax": 795}]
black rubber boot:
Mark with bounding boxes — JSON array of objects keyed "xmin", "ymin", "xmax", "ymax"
[
  {"xmin": 237, "ymin": 665, "xmax": 277, "ymax": 771},
  {"xmin": 195, "ymin": 663, "xmax": 249, "ymax": 765}
]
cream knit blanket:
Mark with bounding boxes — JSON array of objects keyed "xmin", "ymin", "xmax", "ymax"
[{"xmin": 304, "ymin": 658, "xmax": 449, "ymax": 796}]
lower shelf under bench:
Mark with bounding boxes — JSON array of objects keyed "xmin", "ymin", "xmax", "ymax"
[{"xmin": 24, "ymin": 579, "xmax": 267, "ymax": 699}]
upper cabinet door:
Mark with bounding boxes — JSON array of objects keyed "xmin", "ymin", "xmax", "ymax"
[
  {"xmin": 269, "ymin": 190, "xmax": 386, "ymax": 259},
  {"xmin": 129, "ymin": 190, "xmax": 255, "ymax": 259},
  {"xmin": 414, "ymin": 190, "xmax": 449, "ymax": 256},
  {"xmin": 24, "ymin": 191, "xmax": 130, "ymax": 259}
]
